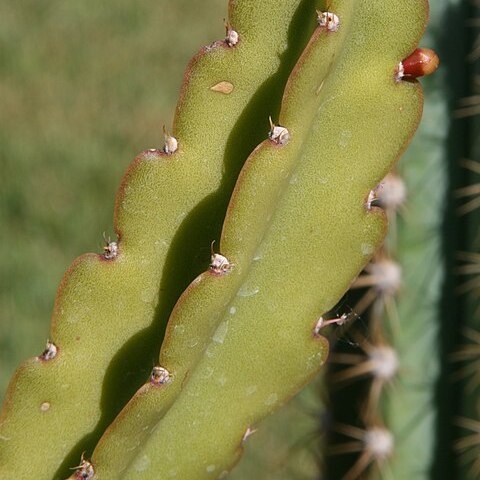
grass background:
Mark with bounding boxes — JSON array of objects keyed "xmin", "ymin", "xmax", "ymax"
[{"xmin": 0, "ymin": 0, "xmax": 227, "ymax": 401}]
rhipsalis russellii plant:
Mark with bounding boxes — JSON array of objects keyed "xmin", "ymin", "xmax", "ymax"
[
  {"xmin": 0, "ymin": 1, "xmax": 314, "ymax": 477},
  {"xmin": 0, "ymin": 0, "xmax": 440, "ymax": 479}
]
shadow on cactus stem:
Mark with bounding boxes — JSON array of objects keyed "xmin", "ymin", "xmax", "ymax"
[{"xmin": 53, "ymin": 1, "xmax": 316, "ymax": 478}]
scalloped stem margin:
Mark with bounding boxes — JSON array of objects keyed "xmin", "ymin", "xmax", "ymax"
[
  {"xmin": 0, "ymin": 1, "xmax": 310, "ymax": 478},
  {"xmin": 89, "ymin": 1, "xmax": 429, "ymax": 479}
]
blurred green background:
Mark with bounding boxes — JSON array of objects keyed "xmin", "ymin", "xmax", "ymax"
[{"xmin": 0, "ymin": 0, "xmax": 227, "ymax": 401}]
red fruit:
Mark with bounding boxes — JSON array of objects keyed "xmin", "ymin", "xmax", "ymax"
[{"xmin": 398, "ymin": 48, "xmax": 440, "ymax": 80}]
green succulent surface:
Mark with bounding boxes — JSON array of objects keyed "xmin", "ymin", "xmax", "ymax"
[
  {"xmin": 0, "ymin": 1, "xmax": 312, "ymax": 478},
  {"xmin": 0, "ymin": 0, "xmax": 431, "ymax": 479},
  {"xmin": 90, "ymin": 1, "xmax": 427, "ymax": 478}
]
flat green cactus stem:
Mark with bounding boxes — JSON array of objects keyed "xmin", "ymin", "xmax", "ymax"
[
  {"xmin": 86, "ymin": 1, "xmax": 429, "ymax": 478},
  {"xmin": 0, "ymin": 2, "xmax": 313, "ymax": 478}
]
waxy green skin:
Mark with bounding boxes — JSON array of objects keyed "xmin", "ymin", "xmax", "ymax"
[
  {"xmin": 0, "ymin": 0, "xmax": 430, "ymax": 477},
  {"xmin": 90, "ymin": 1, "xmax": 428, "ymax": 478},
  {"xmin": 0, "ymin": 1, "xmax": 312, "ymax": 478}
]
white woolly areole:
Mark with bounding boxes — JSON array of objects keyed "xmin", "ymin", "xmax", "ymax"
[
  {"xmin": 104, "ymin": 241, "xmax": 118, "ymax": 260},
  {"xmin": 210, "ymin": 253, "xmax": 233, "ymax": 275},
  {"xmin": 369, "ymin": 345, "xmax": 399, "ymax": 380},
  {"xmin": 75, "ymin": 458, "xmax": 95, "ymax": 480},
  {"xmin": 395, "ymin": 61, "xmax": 405, "ymax": 82},
  {"xmin": 370, "ymin": 259, "xmax": 402, "ymax": 294},
  {"xmin": 163, "ymin": 135, "xmax": 178, "ymax": 155},
  {"xmin": 269, "ymin": 125, "xmax": 290, "ymax": 145},
  {"xmin": 150, "ymin": 366, "xmax": 171, "ymax": 385},
  {"xmin": 364, "ymin": 427, "xmax": 394, "ymax": 459},
  {"xmin": 366, "ymin": 190, "xmax": 376, "ymax": 210},
  {"xmin": 317, "ymin": 12, "xmax": 340, "ymax": 32},
  {"xmin": 225, "ymin": 29, "xmax": 239, "ymax": 47},
  {"xmin": 377, "ymin": 174, "xmax": 406, "ymax": 210},
  {"xmin": 40, "ymin": 341, "xmax": 58, "ymax": 361}
]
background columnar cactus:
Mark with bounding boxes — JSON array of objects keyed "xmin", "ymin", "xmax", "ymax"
[
  {"xmin": 454, "ymin": 0, "xmax": 480, "ymax": 478},
  {"xmin": 2, "ymin": 0, "xmax": 470, "ymax": 479},
  {"xmin": 324, "ymin": 1, "xmax": 479, "ymax": 479}
]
